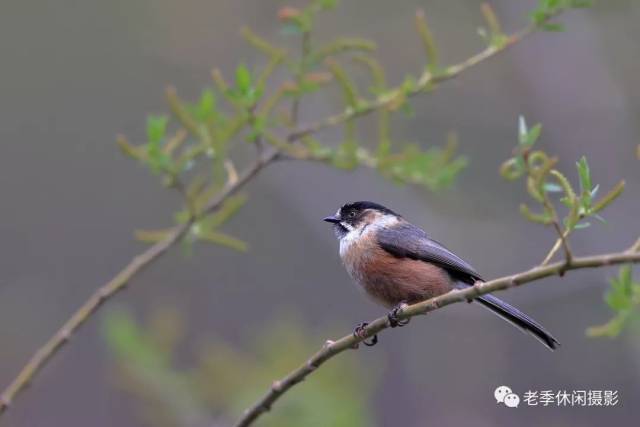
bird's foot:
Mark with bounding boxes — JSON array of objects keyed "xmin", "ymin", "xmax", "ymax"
[
  {"xmin": 387, "ymin": 302, "xmax": 410, "ymax": 328},
  {"xmin": 353, "ymin": 322, "xmax": 378, "ymax": 347}
]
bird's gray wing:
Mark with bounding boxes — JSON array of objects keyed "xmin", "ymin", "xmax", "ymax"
[{"xmin": 377, "ymin": 222, "xmax": 483, "ymax": 283}]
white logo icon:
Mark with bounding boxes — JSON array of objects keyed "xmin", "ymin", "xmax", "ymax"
[
  {"xmin": 504, "ymin": 393, "xmax": 520, "ymax": 408},
  {"xmin": 495, "ymin": 386, "xmax": 520, "ymax": 408},
  {"xmin": 494, "ymin": 385, "xmax": 512, "ymax": 403}
]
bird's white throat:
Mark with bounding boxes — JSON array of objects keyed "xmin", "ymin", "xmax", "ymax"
[{"xmin": 338, "ymin": 214, "xmax": 399, "ymax": 258}]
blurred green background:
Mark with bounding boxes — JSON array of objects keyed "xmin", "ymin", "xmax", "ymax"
[{"xmin": 1, "ymin": 0, "xmax": 639, "ymax": 426}]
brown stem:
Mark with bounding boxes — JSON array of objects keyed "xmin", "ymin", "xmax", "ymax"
[{"xmin": 235, "ymin": 244, "xmax": 640, "ymax": 427}]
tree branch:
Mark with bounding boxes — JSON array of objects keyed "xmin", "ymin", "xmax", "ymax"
[
  {"xmin": 0, "ymin": 149, "xmax": 278, "ymax": 415},
  {"xmin": 235, "ymin": 244, "xmax": 640, "ymax": 427},
  {"xmin": 288, "ymin": 25, "xmax": 535, "ymax": 143}
]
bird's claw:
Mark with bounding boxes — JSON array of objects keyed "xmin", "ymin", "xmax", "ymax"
[
  {"xmin": 387, "ymin": 303, "xmax": 410, "ymax": 328},
  {"xmin": 353, "ymin": 322, "xmax": 378, "ymax": 347}
]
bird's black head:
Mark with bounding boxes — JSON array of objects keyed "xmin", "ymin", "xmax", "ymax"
[{"xmin": 323, "ymin": 201, "xmax": 399, "ymax": 239}]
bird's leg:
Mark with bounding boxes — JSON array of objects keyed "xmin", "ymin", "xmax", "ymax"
[
  {"xmin": 387, "ymin": 301, "xmax": 410, "ymax": 327},
  {"xmin": 353, "ymin": 322, "xmax": 378, "ymax": 347}
]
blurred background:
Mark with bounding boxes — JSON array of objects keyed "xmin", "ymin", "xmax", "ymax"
[{"xmin": 1, "ymin": 0, "xmax": 639, "ymax": 426}]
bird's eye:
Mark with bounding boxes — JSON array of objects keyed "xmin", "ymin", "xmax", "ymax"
[{"xmin": 348, "ymin": 211, "xmax": 356, "ymax": 218}]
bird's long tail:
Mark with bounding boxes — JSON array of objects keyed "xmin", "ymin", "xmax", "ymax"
[{"xmin": 474, "ymin": 293, "xmax": 560, "ymax": 351}]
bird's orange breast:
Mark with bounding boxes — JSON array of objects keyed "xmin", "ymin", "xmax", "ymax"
[{"xmin": 341, "ymin": 231, "xmax": 454, "ymax": 308}]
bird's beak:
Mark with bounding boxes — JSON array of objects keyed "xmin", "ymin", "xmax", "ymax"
[{"xmin": 323, "ymin": 215, "xmax": 341, "ymax": 224}]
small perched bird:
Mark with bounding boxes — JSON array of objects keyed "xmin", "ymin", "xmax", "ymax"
[{"xmin": 324, "ymin": 201, "xmax": 559, "ymax": 350}]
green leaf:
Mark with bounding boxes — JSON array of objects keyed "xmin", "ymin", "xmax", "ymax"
[
  {"xmin": 235, "ymin": 64, "xmax": 252, "ymax": 94},
  {"xmin": 194, "ymin": 89, "xmax": 216, "ymax": 122},
  {"xmin": 573, "ymin": 221, "xmax": 591, "ymax": 229},
  {"xmin": 530, "ymin": 10, "xmax": 547, "ymax": 25},
  {"xmin": 576, "ymin": 156, "xmax": 592, "ymax": 203},
  {"xmin": 592, "ymin": 180, "xmax": 625, "ymax": 214},
  {"xmin": 116, "ymin": 135, "xmax": 144, "ymax": 160},
  {"xmin": 593, "ymin": 213, "xmax": 607, "ymax": 224},
  {"xmin": 134, "ymin": 228, "xmax": 174, "ymax": 243},
  {"xmin": 518, "ymin": 116, "xmax": 541, "ymax": 147},
  {"xmin": 225, "ymin": 65, "xmax": 263, "ymax": 106},
  {"xmin": 147, "ymin": 115, "xmax": 169, "ymax": 144},
  {"xmin": 518, "ymin": 115, "xmax": 528, "ymax": 145},
  {"xmin": 401, "ymin": 74, "xmax": 417, "ymax": 93},
  {"xmin": 526, "ymin": 123, "xmax": 542, "ymax": 146},
  {"xmin": 605, "ymin": 266, "xmax": 633, "ymax": 311},
  {"xmin": 379, "ymin": 143, "xmax": 467, "ymax": 191},
  {"xmin": 103, "ymin": 310, "xmax": 163, "ymax": 367},
  {"xmin": 199, "ymin": 194, "xmax": 248, "ymax": 230},
  {"xmin": 559, "ymin": 196, "xmax": 573, "ymax": 207},
  {"xmin": 520, "ymin": 204, "xmax": 552, "ymax": 224},
  {"xmin": 199, "ymin": 231, "xmax": 248, "ymax": 252},
  {"xmin": 145, "ymin": 116, "xmax": 173, "ymax": 175},
  {"xmin": 174, "ymin": 209, "xmax": 190, "ymax": 224},
  {"xmin": 586, "ymin": 312, "xmax": 629, "ymax": 338},
  {"xmin": 544, "ymin": 182, "xmax": 563, "ymax": 193},
  {"xmin": 500, "ymin": 157, "xmax": 524, "ymax": 180}
]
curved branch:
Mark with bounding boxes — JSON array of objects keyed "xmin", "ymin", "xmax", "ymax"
[
  {"xmin": 235, "ymin": 244, "xmax": 640, "ymax": 427},
  {"xmin": 288, "ymin": 25, "xmax": 534, "ymax": 143}
]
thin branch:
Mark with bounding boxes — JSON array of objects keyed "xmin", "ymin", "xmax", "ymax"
[
  {"xmin": 0, "ymin": 149, "xmax": 278, "ymax": 415},
  {"xmin": 288, "ymin": 25, "xmax": 535, "ymax": 143},
  {"xmin": 290, "ymin": 30, "xmax": 312, "ymax": 126},
  {"xmin": 0, "ymin": 225, "xmax": 189, "ymax": 414},
  {"xmin": 541, "ymin": 199, "xmax": 573, "ymax": 269},
  {"xmin": 551, "ymin": 219, "xmax": 573, "ymax": 265},
  {"xmin": 541, "ymin": 229, "xmax": 570, "ymax": 266},
  {"xmin": 235, "ymin": 244, "xmax": 640, "ymax": 427}
]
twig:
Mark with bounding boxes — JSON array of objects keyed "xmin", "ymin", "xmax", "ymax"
[
  {"xmin": 290, "ymin": 30, "xmax": 311, "ymax": 126},
  {"xmin": 234, "ymin": 244, "xmax": 640, "ymax": 427},
  {"xmin": 0, "ymin": 149, "xmax": 278, "ymax": 415},
  {"xmin": 542, "ymin": 211, "xmax": 573, "ymax": 270},
  {"xmin": 539, "ymin": 174, "xmax": 572, "ymax": 268},
  {"xmin": 541, "ymin": 230, "xmax": 569, "ymax": 266},
  {"xmin": 288, "ymin": 25, "xmax": 535, "ymax": 143},
  {"xmin": 550, "ymin": 220, "xmax": 572, "ymax": 274}
]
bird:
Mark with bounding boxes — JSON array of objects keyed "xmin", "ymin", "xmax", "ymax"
[{"xmin": 323, "ymin": 201, "xmax": 559, "ymax": 350}]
